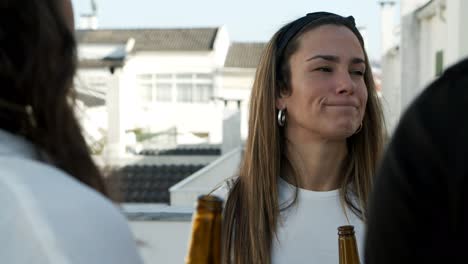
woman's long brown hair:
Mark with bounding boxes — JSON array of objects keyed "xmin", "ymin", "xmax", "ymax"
[
  {"xmin": 222, "ymin": 17, "xmax": 385, "ymax": 263},
  {"xmin": 0, "ymin": 0, "xmax": 107, "ymax": 196}
]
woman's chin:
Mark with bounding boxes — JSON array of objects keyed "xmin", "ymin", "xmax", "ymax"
[{"xmin": 323, "ymin": 124, "xmax": 358, "ymax": 140}]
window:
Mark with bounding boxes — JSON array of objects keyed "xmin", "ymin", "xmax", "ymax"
[
  {"xmin": 196, "ymin": 73, "xmax": 211, "ymax": 79},
  {"xmin": 177, "ymin": 83, "xmax": 193, "ymax": 102},
  {"xmin": 155, "ymin": 83, "xmax": 172, "ymax": 102},
  {"xmin": 139, "ymin": 74, "xmax": 152, "ymax": 80},
  {"xmin": 136, "ymin": 72, "xmax": 213, "ymax": 103},
  {"xmin": 139, "ymin": 83, "xmax": 153, "ymax": 103},
  {"xmin": 137, "ymin": 74, "xmax": 154, "ymax": 103},
  {"xmin": 156, "ymin": 73, "xmax": 171, "ymax": 79},
  {"xmin": 435, "ymin": 50, "xmax": 444, "ymax": 77},
  {"xmin": 194, "ymin": 84, "xmax": 213, "ymax": 102},
  {"xmin": 176, "ymin": 73, "xmax": 192, "ymax": 80}
]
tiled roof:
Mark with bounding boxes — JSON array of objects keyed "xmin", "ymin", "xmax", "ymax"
[
  {"xmin": 110, "ymin": 164, "xmax": 205, "ymax": 203},
  {"xmin": 224, "ymin": 42, "xmax": 266, "ymax": 68},
  {"xmin": 75, "ymin": 28, "xmax": 219, "ymax": 51}
]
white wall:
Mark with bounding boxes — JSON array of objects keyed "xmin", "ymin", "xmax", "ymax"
[
  {"xmin": 130, "ymin": 221, "xmax": 191, "ymax": 264},
  {"xmin": 417, "ymin": 0, "xmax": 447, "ymax": 87},
  {"xmin": 221, "ymin": 68, "xmax": 256, "ymax": 139},
  {"xmin": 121, "ymin": 52, "xmax": 225, "ymax": 143},
  {"xmin": 221, "ymin": 110, "xmax": 241, "ymax": 155},
  {"xmin": 381, "ymin": 47, "xmax": 401, "ymax": 134},
  {"xmin": 380, "ymin": 2, "xmax": 396, "ymax": 56},
  {"xmin": 170, "ymin": 147, "xmax": 242, "ymax": 206},
  {"xmin": 76, "ymin": 68, "xmax": 112, "ymax": 94},
  {"xmin": 104, "ymin": 69, "xmax": 126, "ymax": 158},
  {"xmin": 77, "ymin": 51, "xmax": 226, "ymax": 145},
  {"xmin": 382, "ymin": 0, "xmax": 468, "ymax": 135},
  {"xmin": 400, "ymin": 12, "xmax": 422, "ymax": 114},
  {"xmin": 212, "ymin": 26, "xmax": 230, "ymax": 66},
  {"xmin": 77, "ymin": 34, "xmax": 257, "ymax": 149},
  {"xmin": 129, "ymin": 102, "xmax": 224, "ymax": 144},
  {"xmin": 446, "ymin": 0, "xmax": 468, "ymax": 66}
]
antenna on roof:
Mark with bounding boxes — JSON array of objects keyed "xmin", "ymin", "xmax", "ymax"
[
  {"xmin": 79, "ymin": 0, "xmax": 99, "ymax": 30},
  {"xmin": 91, "ymin": 0, "xmax": 97, "ymax": 16}
]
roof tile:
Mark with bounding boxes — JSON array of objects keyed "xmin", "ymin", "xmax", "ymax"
[{"xmin": 76, "ymin": 28, "xmax": 218, "ymax": 51}]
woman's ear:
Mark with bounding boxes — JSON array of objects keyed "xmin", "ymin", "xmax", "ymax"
[
  {"xmin": 276, "ymin": 97, "xmax": 285, "ymax": 110},
  {"xmin": 276, "ymin": 91, "xmax": 290, "ymax": 110},
  {"xmin": 276, "ymin": 84, "xmax": 290, "ymax": 110}
]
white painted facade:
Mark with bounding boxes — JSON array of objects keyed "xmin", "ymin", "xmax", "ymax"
[
  {"xmin": 380, "ymin": 0, "xmax": 468, "ymax": 133},
  {"xmin": 221, "ymin": 68, "xmax": 255, "ymax": 139},
  {"xmin": 120, "ymin": 49, "xmax": 226, "ymax": 141},
  {"xmin": 380, "ymin": 46, "xmax": 401, "ymax": 134},
  {"xmin": 379, "ymin": 1, "xmax": 397, "ymax": 56},
  {"xmin": 76, "ymin": 27, "xmax": 257, "ymax": 156}
]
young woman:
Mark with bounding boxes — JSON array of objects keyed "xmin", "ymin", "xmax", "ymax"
[
  {"xmin": 0, "ymin": 0, "xmax": 142, "ymax": 263},
  {"xmin": 220, "ymin": 12, "xmax": 386, "ymax": 263}
]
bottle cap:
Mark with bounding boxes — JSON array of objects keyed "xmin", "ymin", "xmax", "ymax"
[{"xmin": 338, "ymin": 225, "xmax": 355, "ymax": 236}]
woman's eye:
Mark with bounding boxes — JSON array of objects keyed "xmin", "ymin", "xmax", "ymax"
[
  {"xmin": 316, "ymin": 67, "xmax": 332, "ymax": 73},
  {"xmin": 351, "ymin": 70, "xmax": 364, "ymax": 76}
]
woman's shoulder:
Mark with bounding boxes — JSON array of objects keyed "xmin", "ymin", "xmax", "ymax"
[
  {"xmin": 0, "ymin": 156, "xmax": 121, "ymax": 220},
  {"xmin": 0, "ymin": 156, "xmax": 67, "ymax": 187},
  {"xmin": 0, "ymin": 157, "xmax": 143, "ymax": 263},
  {"xmin": 0, "ymin": 156, "xmax": 120, "ymax": 226}
]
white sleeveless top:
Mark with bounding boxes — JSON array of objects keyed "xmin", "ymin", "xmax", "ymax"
[{"xmin": 215, "ymin": 177, "xmax": 365, "ymax": 264}]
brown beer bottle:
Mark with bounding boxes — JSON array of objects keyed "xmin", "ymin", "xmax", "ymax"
[
  {"xmin": 338, "ymin": 225, "xmax": 361, "ymax": 264},
  {"xmin": 185, "ymin": 195, "xmax": 223, "ymax": 264}
]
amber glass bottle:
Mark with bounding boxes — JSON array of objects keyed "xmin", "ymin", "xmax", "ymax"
[
  {"xmin": 185, "ymin": 195, "xmax": 223, "ymax": 264},
  {"xmin": 338, "ymin": 225, "xmax": 361, "ymax": 264}
]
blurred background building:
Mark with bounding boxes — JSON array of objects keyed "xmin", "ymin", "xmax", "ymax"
[{"xmin": 379, "ymin": 0, "xmax": 468, "ymax": 133}]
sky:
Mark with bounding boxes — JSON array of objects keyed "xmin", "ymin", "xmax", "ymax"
[{"xmin": 71, "ymin": 0, "xmax": 401, "ymax": 61}]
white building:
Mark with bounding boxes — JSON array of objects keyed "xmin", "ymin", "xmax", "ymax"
[
  {"xmin": 75, "ymin": 27, "xmax": 264, "ymax": 158},
  {"xmin": 380, "ymin": 0, "xmax": 468, "ymax": 133}
]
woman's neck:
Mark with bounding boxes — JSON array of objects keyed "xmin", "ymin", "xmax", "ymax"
[{"xmin": 283, "ymin": 133, "xmax": 348, "ymax": 191}]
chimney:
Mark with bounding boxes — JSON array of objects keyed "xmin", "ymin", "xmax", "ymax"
[
  {"xmin": 79, "ymin": 0, "xmax": 98, "ymax": 30},
  {"xmin": 379, "ymin": 1, "xmax": 396, "ymax": 57}
]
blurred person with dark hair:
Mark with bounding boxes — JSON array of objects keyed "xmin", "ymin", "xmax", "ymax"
[
  {"xmin": 0, "ymin": 0, "xmax": 143, "ymax": 263},
  {"xmin": 365, "ymin": 58, "xmax": 468, "ymax": 263}
]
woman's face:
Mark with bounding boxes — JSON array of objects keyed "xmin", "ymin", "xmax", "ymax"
[{"xmin": 277, "ymin": 25, "xmax": 368, "ymax": 141}]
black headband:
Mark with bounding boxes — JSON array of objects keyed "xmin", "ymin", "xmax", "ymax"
[{"xmin": 276, "ymin": 12, "xmax": 357, "ymax": 60}]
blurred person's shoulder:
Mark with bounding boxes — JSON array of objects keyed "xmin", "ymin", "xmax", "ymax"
[
  {"xmin": 0, "ymin": 129, "xmax": 143, "ymax": 264},
  {"xmin": 0, "ymin": 128, "xmax": 124, "ymax": 235}
]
